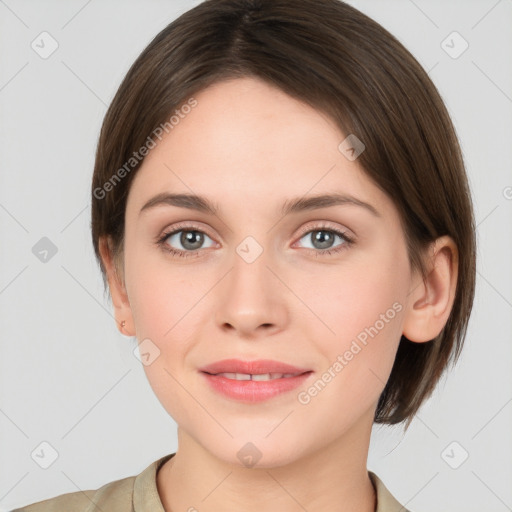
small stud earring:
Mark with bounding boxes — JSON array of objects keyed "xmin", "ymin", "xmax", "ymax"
[{"xmin": 121, "ymin": 320, "xmax": 126, "ymax": 329}]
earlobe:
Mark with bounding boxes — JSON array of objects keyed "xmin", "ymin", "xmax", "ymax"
[
  {"xmin": 402, "ymin": 236, "xmax": 458, "ymax": 343},
  {"xmin": 98, "ymin": 236, "xmax": 135, "ymax": 337}
]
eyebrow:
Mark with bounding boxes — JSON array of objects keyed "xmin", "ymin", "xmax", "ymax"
[{"xmin": 139, "ymin": 192, "xmax": 380, "ymax": 217}]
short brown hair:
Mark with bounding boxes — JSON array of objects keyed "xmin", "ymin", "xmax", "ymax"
[{"xmin": 91, "ymin": 0, "xmax": 476, "ymax": 427}]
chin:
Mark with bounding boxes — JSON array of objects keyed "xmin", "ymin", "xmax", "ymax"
[{"xmin": 201, "ymin": 434, "xmax": 305, "ymax": 470}]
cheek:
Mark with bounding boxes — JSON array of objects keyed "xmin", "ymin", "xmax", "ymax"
[
  {"xmin": 126, "ymin": 245, "xmax": 206, "ymax": 341},
  {"xmin": 294, "ymin": 252, "xmax": 408, "ymax": 397},
  {"xmin": 300, "ymin": 258, "xmax": 406, "ymax": 343},
  {"xmin": 125, "ymin": 254, "xmax": 209, "ymax": 418},
  {"xmin": 292, "ymin": 270, "xmax": 406, "ymax": 424}
]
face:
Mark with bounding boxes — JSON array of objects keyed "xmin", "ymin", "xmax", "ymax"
[{"xmin": 118, "ymin": 77, "xmax": 415, "ymax": 468}]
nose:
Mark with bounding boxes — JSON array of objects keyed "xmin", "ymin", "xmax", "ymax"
[{"xmin": 214, "ymin": 245, "xmax": 289, "ymax": 338}]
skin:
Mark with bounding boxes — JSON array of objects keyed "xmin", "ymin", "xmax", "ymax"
[{"xmin": 99, "ymin": 76, "xmax": 458, "ymax": 512}]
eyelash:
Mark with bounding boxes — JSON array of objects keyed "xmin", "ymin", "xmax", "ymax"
[{"xmin": 155, "ymin": 222, "xmax": 355, "ymax": 259}]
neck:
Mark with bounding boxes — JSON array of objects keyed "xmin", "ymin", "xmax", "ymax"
[{"xmin": 157, "ymin": 411, "xmax": 377, "ymax": 512}]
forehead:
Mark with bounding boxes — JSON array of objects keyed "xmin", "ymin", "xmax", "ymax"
[{"xmin": 126, "ymin": 77, "xmax": 394, "ymax": 221}]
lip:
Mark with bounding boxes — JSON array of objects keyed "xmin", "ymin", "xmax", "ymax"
[
  {"xmin": 199, "ymin": 359, "xmax": 311, "ymax": 375},
  {"xmin": 199, "ymin": 359, "xmax": 313, "ymax": 403}
]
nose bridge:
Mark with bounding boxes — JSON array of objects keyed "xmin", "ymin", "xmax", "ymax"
[
  {"xmin": 214, "ymin": 234, "xmax": 287, "ymax": 335},
  {"xmin": 232, "ymin": 235, "xmax": 270, "ymax": 293}
]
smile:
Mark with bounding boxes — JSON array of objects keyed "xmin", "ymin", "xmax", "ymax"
[{"xmin": 211, "ymin": 372, "xmax": 302, "ymax": 380}]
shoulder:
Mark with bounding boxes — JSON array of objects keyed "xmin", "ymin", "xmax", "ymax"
[
  {"xmin": 11, "ymin": 454, "xmax": 174, "ymax": 512},
  {"xmin": 11, "ymin": 474, "xmax": 136, "ymax": 512},
  {"xmin": 369, "ymin": 471, "xmax": 413, "ymax": 512}
]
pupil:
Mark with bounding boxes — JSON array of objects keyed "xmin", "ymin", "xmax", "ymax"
[
  {"xmin": 313, "ymin": 230, "xmax": 333, "ymax": 249},
  {"xmin": 181, "ymin": 231, "xmax": 203, "ymax": 250}
]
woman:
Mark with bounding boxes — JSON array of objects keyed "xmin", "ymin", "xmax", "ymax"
[{"xmin": 14, "ymin": 0, "xmax": 476, "ymax": 510}]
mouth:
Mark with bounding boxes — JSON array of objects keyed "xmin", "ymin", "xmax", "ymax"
[
  {"xmin": 198, "ymin": 359, "xmax": 314, "ymax": 402},
  {"xmin": 203, "ymin": 371, "xmax": 308, "ymax": 381}
]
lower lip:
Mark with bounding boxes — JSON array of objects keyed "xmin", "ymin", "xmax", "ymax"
[{"xmin": 200, "ymin": 371, "xmax": 313, "ymax": 402}]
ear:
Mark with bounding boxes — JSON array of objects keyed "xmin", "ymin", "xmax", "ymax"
[
  {"xmin": 402, "ymin": 235, "xmax": 458, "ymax": 343},
  {"xmin": 98, "ymin": 236, "xmax": 135, "ymax": 337}
]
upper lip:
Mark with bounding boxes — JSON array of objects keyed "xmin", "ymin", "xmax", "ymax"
[{"xmin": 199, "ymin": 359, "xmax": 312, "ymax": 375}]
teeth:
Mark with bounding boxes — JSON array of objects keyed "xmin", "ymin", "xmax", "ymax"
[
  {"xmin": 252, "ymin": 373, "xmax": 281, "ymax": 381},
  {"xmin": 215, "ymin": 372, "xmax": 298, "ymax": 381}
]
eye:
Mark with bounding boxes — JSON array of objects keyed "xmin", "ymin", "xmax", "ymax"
[
  {"xmin": 156, "ymin": 222, "xmax": 354, "ymax": 259},
  {"xmin": 295, "ymin": 224, "xmax": 354, "ymax": 256},
  {"xmin": 156, "ymin": 224, "xmax": 216, "ymax": 258}
]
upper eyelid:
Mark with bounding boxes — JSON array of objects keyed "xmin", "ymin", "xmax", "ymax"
[
  {"xmin": 295, "ymin": 221, "xmax": 352, "ymax": 238},
  {"xmin": 161, "ymin": 221, "xmax": 217, "ymax": 241}
]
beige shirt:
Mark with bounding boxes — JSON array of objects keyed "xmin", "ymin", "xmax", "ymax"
[{"xmin": 12, "ymin": 453, "xmax": 411, "ymax": 512}]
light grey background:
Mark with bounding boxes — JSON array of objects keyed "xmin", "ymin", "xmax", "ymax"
[{"xmin": 1, "ymin": 1, "xmax": 511, "ymax": 511}]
